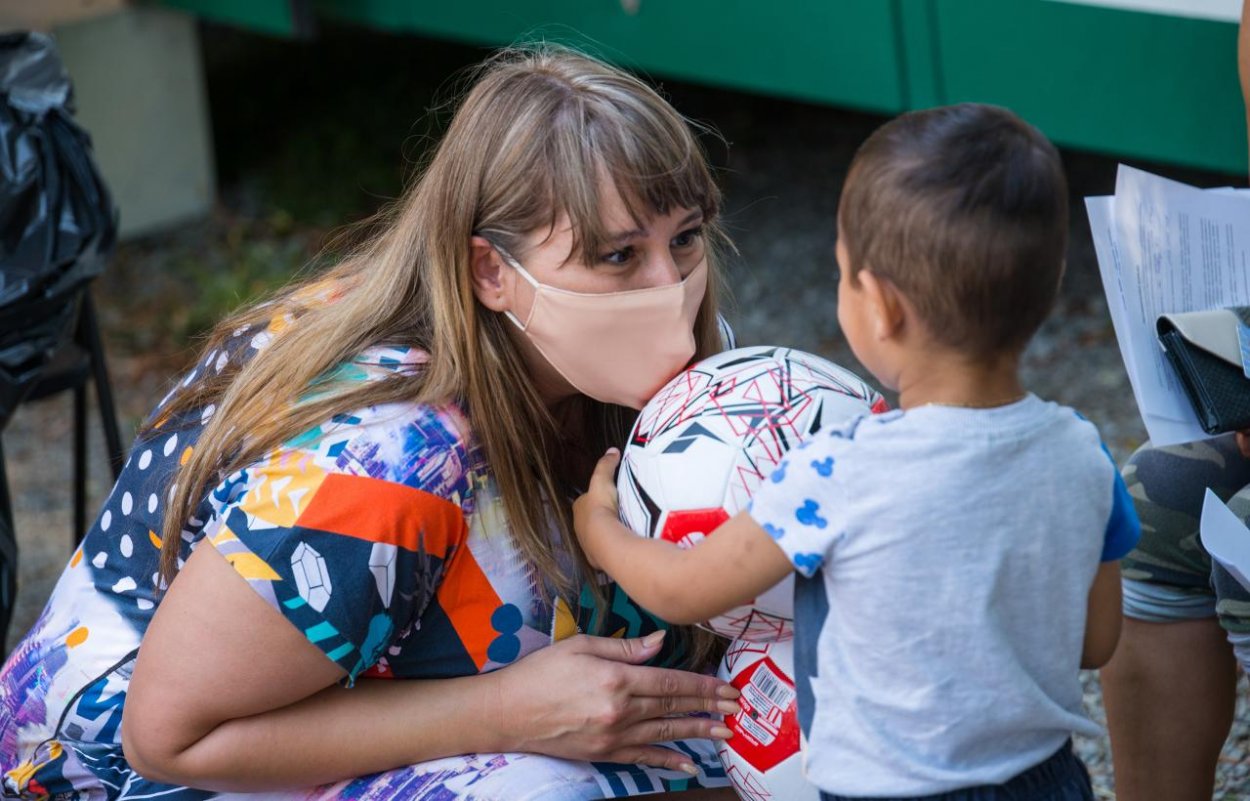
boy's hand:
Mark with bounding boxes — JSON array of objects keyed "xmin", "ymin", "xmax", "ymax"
[
  {"xmin": 573, "ymin": 448, "xmax": 624, "ymax": 569},
  {"xmin": 1237, "ymin": 430, "xmax": 1250, "ymax": 460}
]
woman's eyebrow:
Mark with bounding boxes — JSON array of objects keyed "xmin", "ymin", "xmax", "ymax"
[
  {"xmin": 607, "ymin": 210, "xmax": 704, "ymax": 244},
  {"xmin": 607, "ymin": 226, "xmax": 646, "ymax": 244}
]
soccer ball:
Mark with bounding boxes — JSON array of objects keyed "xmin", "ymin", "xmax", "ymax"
[
  {"xmin": 616, "ymin": 346, "xmax": 883, "ymax": 641},
  {"xmin": 717, "ymin": 638, "xmax": 819, "ymax": 801}
]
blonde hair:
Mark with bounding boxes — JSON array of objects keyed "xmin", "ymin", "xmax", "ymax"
[{"xmin": 146, "ymin": 44, "xmax": 729, "ymax": 666}]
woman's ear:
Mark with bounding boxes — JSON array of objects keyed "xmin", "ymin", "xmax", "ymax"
[
  {"xmin": 469, "ymin": 236, "xmax": 511, "ymax": 313},
  {"xmin": 857, "ymin": 269, "xmax": 905, "ymax": 341}
]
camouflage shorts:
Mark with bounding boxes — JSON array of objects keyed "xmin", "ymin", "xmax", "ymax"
[{"xmin": 1121, "ymin": 435, "xmax": 1250, "ymax": 637}]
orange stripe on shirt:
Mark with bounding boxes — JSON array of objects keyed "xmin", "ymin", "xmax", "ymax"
[
  {"xmin": 435, "ymin": 543, "xmax": 504, "ymax": 671},
  {"xmin": 295, "ymin": 473, "xmax": 467, "ymax": 559}
]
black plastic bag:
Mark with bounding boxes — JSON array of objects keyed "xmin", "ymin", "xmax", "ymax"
[
  {"xmin": 0, "ymin": 31, "xmax": 117, "ymax": 425},
  {"xmin": 0, "ymin": 32, "xmax": 117, "ymax": 646}
]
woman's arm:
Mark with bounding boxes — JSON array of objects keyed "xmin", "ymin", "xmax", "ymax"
[
  {"xmin": 1081, "ymin": 560, "xmax": 1124, "ymax": 669},
  {"xmin": 123, "ymin": 543, "xmax": 739, "ymax": 792},
  {"xmin": 574, "ymin": 450, "xmax": 792, "ymax": 625}
]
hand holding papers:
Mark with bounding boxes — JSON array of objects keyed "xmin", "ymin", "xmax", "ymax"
[{"xmin": 1087, "ymin": 166, "xmax": 1250, "ymax": 446}]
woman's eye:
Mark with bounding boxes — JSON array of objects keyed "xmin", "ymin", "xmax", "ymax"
[
  {"xmin": 671, "ymin": 226, "xmax": 704, "ymax": 249},
  {"xmin": 600, "ymin": 247, "xmax": 634, "ymax": 266}
]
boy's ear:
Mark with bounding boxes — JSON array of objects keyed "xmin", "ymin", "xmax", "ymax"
[
  {"xmin": 469, "ymin": 236, "xmax": 511, "ymax": 313},
  {"xmin": 857, "ymin": 269, "xmax": 906, "ymax": 340}
]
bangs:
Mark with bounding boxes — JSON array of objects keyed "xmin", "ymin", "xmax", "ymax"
[{"xmin": 545, "ymin": 85, "xmax": 722, "ymax": 265}]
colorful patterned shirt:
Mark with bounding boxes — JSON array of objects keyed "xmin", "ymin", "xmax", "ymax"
[{"xmin": 0, "ymin": 319, "xmax": 726, "ymax": 800}]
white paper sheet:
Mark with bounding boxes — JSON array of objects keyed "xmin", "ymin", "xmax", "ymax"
[
  {"xmin": 1091, "ymin": 165, "xmax": 1250, "ymax": 446},
  {"xmin": 1087, "ymin": 196, "xmax": 1141, "ymax": 400},
  {"xmin": 1089, "ymin": 191, "xmax": 1203, "ymax": 444},
  {"xmin": 1201, "ymin": 489, "xmax": 1250, "ymax": 592},
  {"xmin": 1047, "ymin": 0, "xmax": 1241, "ymax": 23}
]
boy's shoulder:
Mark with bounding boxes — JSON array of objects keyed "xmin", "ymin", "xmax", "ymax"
[
  {"xmin": 976, "ymin": 397, "xmax": 1116, "ymax": 486},
  {"xmin": 1029, "ymin": 398, "xmax": 1106, "ymax": 448}
]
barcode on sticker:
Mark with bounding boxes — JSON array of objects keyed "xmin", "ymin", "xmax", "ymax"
[
  {"xmin": 746, "ymin": 661, "xmax": 795, "ymax": 712},
  {"xmin": 736, "ymin": 707, "xmax": 777, "ymax": 746}
]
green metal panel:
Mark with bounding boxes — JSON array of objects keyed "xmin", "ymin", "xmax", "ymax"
[
  {"xmin": 311, "ymin": 0, "xmax": 906, "ymax": 114},
  {"xmin": 158, "ymin": 0, "xmax": 302, "ymax": 38},
  {"xmin": 897, "ymin": 0, "xmax": 942, "ymax": 109},
  {"xmin": 927, "ymin": 0, "xmax": 1247, "ymax": 175},
  {"xmin": 157, "ymin": 0, "xmax": 1246, "ymax": 174}
]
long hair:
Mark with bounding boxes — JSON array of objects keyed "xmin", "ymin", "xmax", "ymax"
[{"xmin": 145, "ymin": 44, "xmax": 729, "ymax": 667}]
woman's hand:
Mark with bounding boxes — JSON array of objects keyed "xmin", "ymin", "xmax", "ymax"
[
  {"xmin": 1237, "ymin": 430, "xmax": 1250, "ymax": 460},
  {"xmin": 573, "ymin": 448, "xmax": 625, "ymax": 569},
  {"xmin": 490, "ymin": 630, "xmax": 740, "ymax": 774}
]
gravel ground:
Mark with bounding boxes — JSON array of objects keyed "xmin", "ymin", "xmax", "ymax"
[{"xmin": 4, "ymin": 28, "xmax": 1250, "ymax": 798}]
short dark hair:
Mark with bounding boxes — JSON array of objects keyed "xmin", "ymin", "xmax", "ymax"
[{"xmin": 838, "ymin": 103, "xmax": 1068, "ymax": 359}]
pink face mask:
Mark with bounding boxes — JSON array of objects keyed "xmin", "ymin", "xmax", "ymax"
[{"xmin": 499, "ymin": 250, "xmax": 708, "ymax": 410}]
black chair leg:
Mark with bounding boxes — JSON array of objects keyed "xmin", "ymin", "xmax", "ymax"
[
  {"xmin": 73, "ymin": 383, "xmax": 87, "ymax": 543},
  {"xmin": 80, "ymin": 294, "xmax": 124, "ymax": 480},
  {"xmin": 0, "ymin": 438, "xmax": 14, "ymax": 534},
  {"xmin": 68, "ymin": 293, "xmax": 125, "ymax": 547},
  {"xmin": 0, "ymin": 439, "xmax": 18, "ymax": 648}
]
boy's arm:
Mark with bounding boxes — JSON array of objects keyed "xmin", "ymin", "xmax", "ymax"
[
  {"xmin": 1081, "ymin": 561, "xmax": 1123, "ymax": 669},
  {"xmin": 574, "ymin": 450, "xmax": 793, "ymax": 625},
  {"xmin": 1082, "ymin": 448, "xmax": 1139, "ymax": 669}
]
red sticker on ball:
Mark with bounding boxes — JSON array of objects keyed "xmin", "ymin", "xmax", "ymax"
[
  {"xmin": 660, "ymin": 507, "xmax": 730, "ymax": 549},
  {"xmin": 725, "ymin": 656, "xmax": 800, "ymax": 772}
]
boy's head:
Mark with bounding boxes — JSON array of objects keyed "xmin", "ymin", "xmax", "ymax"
[{"xmin": 837, "ymin": 103, "xmax": 1068, "ymax": 363}]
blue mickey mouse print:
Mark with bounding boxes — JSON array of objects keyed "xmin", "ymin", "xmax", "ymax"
[
  {"xmin": 747, "ymin": 435, "xmax": 845, "ymax": 585},
  {"xmin": 792, "ymin": 552, "xmax": 824, "ymax": 575},
  {"xmin": 796, "ymin": 499, "xmax": 828, "ymax": 529}
]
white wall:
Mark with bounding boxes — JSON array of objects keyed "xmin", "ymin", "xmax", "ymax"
[{"xmin": 54, "ymin": 6, "xmax": 215, "ymax": 239}]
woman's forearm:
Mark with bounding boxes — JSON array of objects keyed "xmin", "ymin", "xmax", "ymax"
[
  {"xmin": 125, "ymin": 543, "xmax": 519, "ymax": 792},
  {"xmin": 131, "ymin": 671, "xmax": 511, "ymax": 792},
  {"xmin": 127, "ymin": 520, "xmax": 737, "ymax": 791}
]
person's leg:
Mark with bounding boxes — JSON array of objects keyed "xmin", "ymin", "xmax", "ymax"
[
  {"xmin": 1102, "ymin": 617, "xmax": 1236, "ymax": 801},
  {"xmin": 1213, "ymin": 484, "xmax": 1250, "ymax": 669},
  {"xmin": 1101, "ymin": 438, "xmax": 1250, "ymax": 801}
]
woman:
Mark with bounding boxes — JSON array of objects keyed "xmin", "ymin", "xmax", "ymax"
[
  {"xmin": 1099, "ymin": 6, "xmax": 1250, "ymax": 799},
  {"xmin": 0, "ymin": 46, "xmax": 742, "ymax": 800}
]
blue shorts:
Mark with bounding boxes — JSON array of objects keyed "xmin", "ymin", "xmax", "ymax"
[{"xmin": 818, "ymin": 740, "xmax": 1092, "ymax": 801}]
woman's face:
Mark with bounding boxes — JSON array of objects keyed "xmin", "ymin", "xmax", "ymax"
[
  {"xmin": 512, "ymin": 187, "xmax": 705, "ymax": 308},
  {"xmin": 471, "ymin": 183, "xmax": 708, "ymax": 406}
]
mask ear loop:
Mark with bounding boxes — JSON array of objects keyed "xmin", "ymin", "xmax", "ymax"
[{"xmin": 492, "ymin": 245, "xmax": 539, "ymax": 330}]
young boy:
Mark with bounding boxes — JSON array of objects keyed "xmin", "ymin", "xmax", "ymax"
[{"xmin": 574, "ymin": 103, "xmax": 1140, "ymax": 801}]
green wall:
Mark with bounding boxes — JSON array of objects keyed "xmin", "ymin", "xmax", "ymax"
[
  {"xmin": 160, "ymin": 0, "xmax": 1249, "ymax": 175},
  {"xmin": 930, "ymin": 0, "xmax": 1246, "ymax": 174},
  {"xmin": 312, "ymin": 0, "xmax": 905, "ymax": 114}
]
